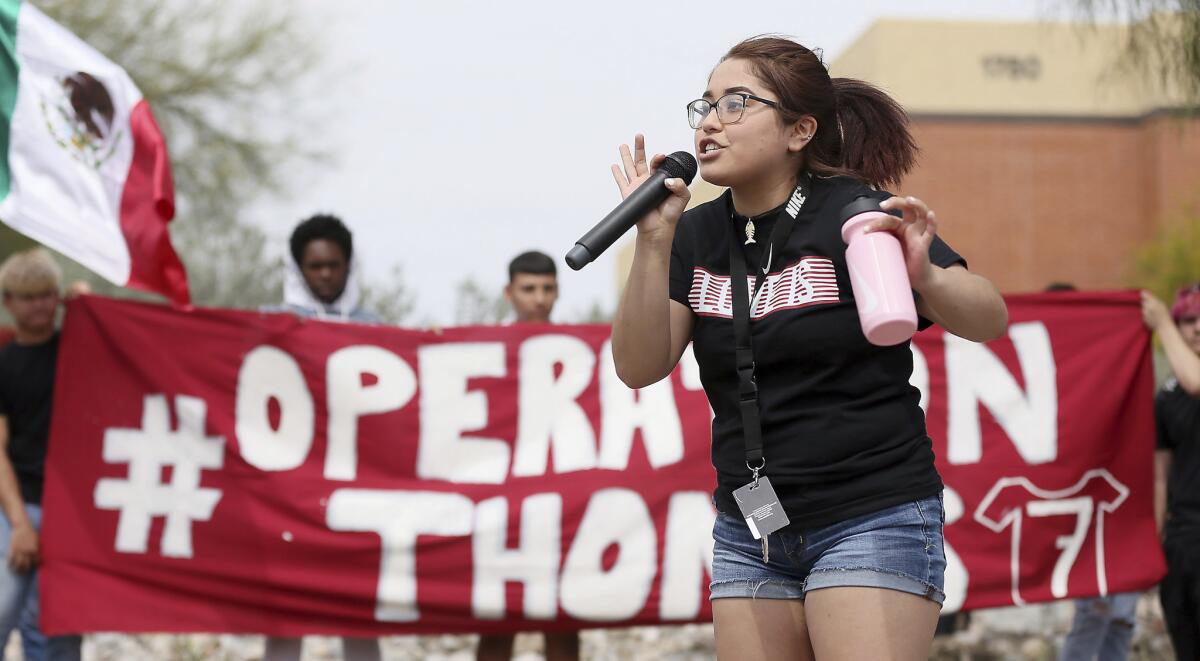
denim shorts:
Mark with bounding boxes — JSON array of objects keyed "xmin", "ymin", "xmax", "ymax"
[{"xmin": 710, "ymin": 494, "xmax": 946, "ymax": 604}]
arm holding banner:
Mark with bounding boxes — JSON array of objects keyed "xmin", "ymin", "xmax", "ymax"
[
  {"xmin": 0, "ymin": 417, "xmax": 36, "ymax": 573},
  {"xmin": 1142, "ymin": 290, "xmax": 1200, "ymax": 396}
]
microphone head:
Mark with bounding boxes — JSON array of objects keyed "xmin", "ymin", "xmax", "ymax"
[
  {"xmin": 660, "ymin": 151, "xmax": 698, "ymax": 185},
  {"xmin": 565, "ymin": 244, "xmax": 592, "ymax": 271}
]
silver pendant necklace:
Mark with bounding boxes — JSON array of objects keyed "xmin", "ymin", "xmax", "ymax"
[{"xmin": 735, "ymin": 177, "xmax": 809, "ymax": 248}]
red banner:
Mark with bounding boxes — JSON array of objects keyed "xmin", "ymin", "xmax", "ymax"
[{"xmin": 40, "ymin": 292, "xmax": 1164, "ymax": 635}]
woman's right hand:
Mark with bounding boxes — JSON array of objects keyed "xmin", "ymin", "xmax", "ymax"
[{"xmin": 610, "ymin": 134, "xmax": 691, "ymax": 243}]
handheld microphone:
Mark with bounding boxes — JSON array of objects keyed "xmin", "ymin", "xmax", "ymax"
[{"xmin": 565, "ymin": 151, "xmax": 697, "ymax": 270}]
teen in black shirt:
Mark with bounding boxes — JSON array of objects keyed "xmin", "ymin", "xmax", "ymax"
[
  {"xmin": 0, "ymin": 249, "xmax": 83, "ymax": 659},
  {"xmin": 1142, "ymin": 285, "xmax": 1200, "ymax": 659},
  {"xmin": 609, "ymin": 37, "xmax": 1007, "ymax": 660},
  {"xmin": 0, "ymin": 334, "xmax": 57, "ymax": 507}
]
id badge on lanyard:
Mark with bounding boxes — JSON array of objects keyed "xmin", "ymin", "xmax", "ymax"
[
  {"xmin": 733, "ymin": 474, "xmax": 789, "ymax": 563},
  {"xmin": 726, "ymin": 177, "xmax": 808, "ymax": 563}
]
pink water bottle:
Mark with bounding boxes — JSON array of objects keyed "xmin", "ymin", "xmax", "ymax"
[{"xmin": 839, "ymin": 196, "xmax": 917, "ymax": 346}]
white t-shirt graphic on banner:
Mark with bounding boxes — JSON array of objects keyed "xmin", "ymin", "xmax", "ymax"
[{"xmin": 974, "ymin": 469, "xmax": 1128, "ymax": 605}]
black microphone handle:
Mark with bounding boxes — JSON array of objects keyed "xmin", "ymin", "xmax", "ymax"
[{"xmin": 565, "ymin": 169, "xmax": 672, "ymax": 271}]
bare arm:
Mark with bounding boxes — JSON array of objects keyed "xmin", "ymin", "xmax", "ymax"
[
  {"xmin": 1155, "ymin": 449, "xmax": 1172, "ymax": 536},
  {"xmin": 1157, "ymin": 323, "xmax": 1200, "ymax": 395},
  {"xmin": 1142, "ymin": 291, "xmax": 1200, "ymax": 396},
  {"xmin": 0, "ymin": 417, "xmax": 37, "ymax": 573},
  {"xmin": 608, "ymin": 135, "xmax": 695, "ymax": 387},
  {"xmin": 612, "ymin": 238, "xmax": 694, "ymax": 387},
  {"xmin": 916, "ymin": 264, "xmax": 1009, "ymax": 342}
]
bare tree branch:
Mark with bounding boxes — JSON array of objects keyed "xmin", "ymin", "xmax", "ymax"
[{"xmin": 1069, "ymin": 0, "xmax": 1200, "ymax": 107}]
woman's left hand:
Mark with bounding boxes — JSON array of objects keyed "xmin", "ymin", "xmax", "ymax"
[
  {"xmin": 1141, "ymin": 290, "xmax": 1172, "ymax": 332},
  {"xmin": 870, "ymin": 195, "xmax": 936, "ymax": 292}
]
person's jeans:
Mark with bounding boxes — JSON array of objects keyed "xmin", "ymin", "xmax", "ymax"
[
  {"xmin": 1059, "ymin": 592, "xmax": 1139, "ymax": 661},
  {"xmin": 710, "ymin": 495, "xmax": 947, "ymax": 603},
  {"xmin": 263, "ymin": 636, "xmax": 382, "ymax": 661},
  {"xmin": 19, "ymin": 585, "xmax": 47, "ymax": 659},
  {"xmin": 0, "ymin": 503, "xmax": 82, "ymax": 661}
]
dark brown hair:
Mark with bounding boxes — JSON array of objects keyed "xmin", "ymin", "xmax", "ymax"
[
  {"xmin": 723, "ymin": 36, "xmax": 917, "ymax": 189},
  {"xmin": 508, "ymin": 250, "xmax": 556, "ymax": 282},
  {"xmin": 290, "ymin": 213, "xmax": 352, "ymax": 266}
]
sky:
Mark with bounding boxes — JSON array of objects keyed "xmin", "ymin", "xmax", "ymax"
[{"xmin": 251, "ymin": 0, "xmax": 1068, "ymax": 325}]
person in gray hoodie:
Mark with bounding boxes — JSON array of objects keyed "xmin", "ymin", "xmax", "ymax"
[
  {"xmin": 265, "ymin": 213, "xmax": 380, "ymax": 324},
  {"xmin": 262, "ymin": 213, "xmax": 382, "ymax": 661}
]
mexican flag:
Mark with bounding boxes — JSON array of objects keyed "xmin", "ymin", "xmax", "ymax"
[{"xmin": 0, "ymin": 1, "xmax": 189, "ymax": 305}]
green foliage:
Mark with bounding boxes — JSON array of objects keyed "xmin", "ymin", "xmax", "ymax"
[
  {"xmin": 454, "ymin": 277, "xmax": 511, "ymax": 325},
  {"xmin": 0, "ymin": 1, "xmax": 420, "ymax": 321},
  {"xmin": 32, "ymin": 0, "xmax": 323, "ymax": 309},
  {"xmin": 1071, "ymin": 0, "xmax": 1200, "ymax": 107},
  {"xmin": 40, "ymin": 0, "xmax": 321, "ymax": 214},
  {"xmin": 451, "ymin": 276, "xmax": 612, "ymax": 326},
  {"xmin": 0, "ymin": 225, "xmax": 35, "ymax": 254},
  {"xmin": 361, "ymin": 265, "xmax": 419, "ymax": 325},
  {"xmin": 571, "ymin": 300, "xmax": 613, "ymax": 323},
  {"xmin": 1132, "ymin": 205, "xmax": 1200, "ymax": 302},
  {"xmin": 177, "ymin": 230, "xmax": 285, "ymax": 310}
]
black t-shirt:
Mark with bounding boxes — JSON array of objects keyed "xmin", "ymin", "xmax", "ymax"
[
  {"xmin": 669, "ymin": 176, "xmax": 964, "ymax": 528},
  {"xmin": 0, "ymin": 333, "xmax": 59, "ymax": 505},
  {"xmin": 1156, "ymin": 378, "xmax": 1200, "ymax": 543}
]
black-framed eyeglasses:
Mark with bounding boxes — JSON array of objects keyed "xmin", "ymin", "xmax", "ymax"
[{"xmin": 686, "ymin": 92, "xmax": 779, "ymax": 129}]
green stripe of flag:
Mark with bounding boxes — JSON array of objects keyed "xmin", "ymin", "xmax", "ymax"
[{"xmin": 0, "ymin": 0, "xmax": 20, "ymax": 201}]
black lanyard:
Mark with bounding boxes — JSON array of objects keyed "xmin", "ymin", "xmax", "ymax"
[{"xmin": 727, "ymin": 177, "xmax": 809, "ymax": 474}]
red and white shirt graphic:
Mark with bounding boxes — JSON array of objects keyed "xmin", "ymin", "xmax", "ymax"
[
  {"xmin": 688, "ymin": 258, "xmax": 839, "ymax": 319},
  {"xmin": 974, "ymin": 469, "xmax": 1128, "ymax": 605}
]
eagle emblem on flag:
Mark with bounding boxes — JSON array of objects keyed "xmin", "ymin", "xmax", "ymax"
[{"xmin": 39, "ymin": 71, "xmax": 123, "ymax": 169}]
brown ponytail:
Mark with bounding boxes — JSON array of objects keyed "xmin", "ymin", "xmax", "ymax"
[{"xmin": 723, "ymin": 36, "xmax": 917, "ymax": 189}]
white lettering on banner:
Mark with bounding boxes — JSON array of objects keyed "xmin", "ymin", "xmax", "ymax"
[
  {"xmin": 679, "ymin": 344, "xmax": 703, "ymax": 392},
  {"xmin": 328, "ymin": 488, "xmax": 713, "ymax": 624},
  {"xmin": 942, "ymin": 486, "xmax": 968, "ymax": 613},
  {"xmin": 946, "ymin": 322, "xmax": 1058, "ymax": 465},
  {"xmin": 94, "ymin": 394, "xmax": 224, "ymax": 558},
  {"xmin": 560, "ymin": 488, "xmax": 658, "ymax": 621},
  {"xmin": 974, "ymin": 469, "xmax": 1128, "ymax": 605},
  {"xmin": 909, "ymin": 344, "xmax": 929, "ymax": 414},
  {"xmin": 417, "ymin": 343, "xmax": 510, "ymax": 484},
  {"xmin": 679, "ymin": 345, "xmax": 714, "ymax": 421},
  {"xmin": 231, "ymin": 340, "xmax": 692, "ymax": 482},
  {"xmin": 326, "ymin": 346, "xmax": 418, "ymax": 481},
  {"xmin": 472, "ymin": 494, "xmax": 562, "ymax": 619},
  {"xmin": 1026, "ymin": 497, "xmax": 1093, "ymax": 599},
  {"xmin": 512, "ymin": 335, "xmax": 598, "ymax": 477},
  {"xmin": 236, "ymin": 346, "xmax": 314, "ymax": 471},
  {"xmin": 598, "ymin": 341, "xmax": 684, "ymax": 470},
  {"xmin": 659, "ymin": 492, "xmax": 716, "ymax": 620},
  {"xmin": 327, "ymin": 489, "xmax": 474, "ymax": 622}
]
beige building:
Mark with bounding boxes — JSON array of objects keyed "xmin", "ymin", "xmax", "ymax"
[{"xmin": 617, "ymin": 15, "xmax": 1200, "ymax": 294}]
